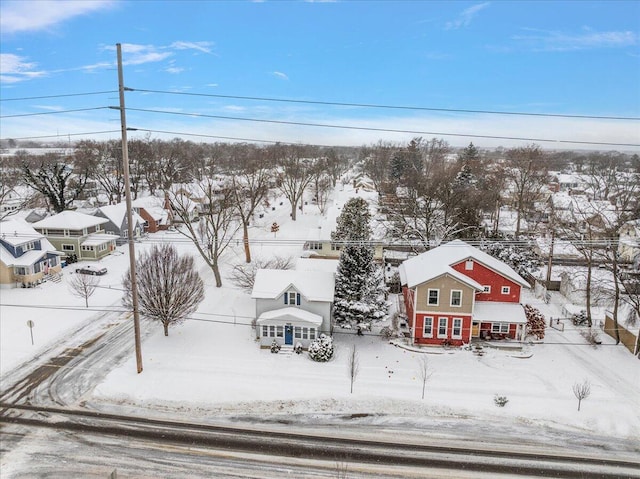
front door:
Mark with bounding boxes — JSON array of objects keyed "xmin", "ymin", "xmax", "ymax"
[
  {"xmin": 285, "ymin": 325, "xmax": 293, "ymax": 345},
  {"xmin": 471, "ymin": 321, "xmax": 480, "ymax": 337}
]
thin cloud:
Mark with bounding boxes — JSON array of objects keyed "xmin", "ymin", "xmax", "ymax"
[
  {"xmin": 271, "ymin": 71, "xmax": 289, "ymax": 80},
  {"xmin": 170, "ymin": 41, "xmax": 215, "ymax": 54},
  {"xmin": 102, "ymin": 43, "xmax": 173, "ymax": 66},
  {"xmin": 165, "ymin": 67, "xmax": 185, "ymax": 74},
  {"xmin": 0, "ymin": 0, "xmax": 116, "ymax": 35},
  {"xmin": 0, "ymin": 53, "xmax": 46, "ymax": 83},
  {"xmin": 445, "ymin": 2, "xmax": 490, "ymax": 30},
  {"xmin": 513, "ymin": 28, "xmax": 638, "ymax": 52}
]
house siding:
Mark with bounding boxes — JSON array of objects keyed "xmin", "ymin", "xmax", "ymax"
[
  {"xmin": 414, "ymin": 313, "xmax": 472, "ymax": 346},
  {"xmin": 255, "ymin": 290, "xmax": 332, "ymax": 334},
  {"xmin": 414, "ymin": 275, "xmax": 475, "ymax": 314},
  {"xmin": 451, "ymin": 260, "xmax": 522, "ymax": 303}
]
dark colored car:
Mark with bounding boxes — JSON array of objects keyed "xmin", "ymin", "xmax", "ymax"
[{"xmin": 75, "ymin": 266, "xmax": 108, "ymax": 276}]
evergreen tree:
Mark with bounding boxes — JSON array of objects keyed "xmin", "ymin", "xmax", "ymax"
[
  {"xmin": 332, "ymin": 197, "xmax": 371, "ymax": 242},
  {"xmin": 333, "ymin": 198, "xmax": 388, "ymax": 325}
]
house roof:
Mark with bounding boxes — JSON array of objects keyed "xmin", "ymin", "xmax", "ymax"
[
  {"xmin": 399, "ymin": 239, "xmax": 530, "ymax": 289},
  {"xmin": 0, "ymin": 218, "xmax": 46, "ymax": 247},
  {"xmin": 32, "ymin": 210, "xmax": 109, "ymax": 230},
  {"xmin": 1, "ymin": 249, "xmax": 49, "ymax": 267},
  {"xmin": 131, "ymin": 196, "xmax": 170, "ymax": 224},
  {"xmin": 256, "ymin": 307, "xmax": 323, "ymax": 326},
  {"xmin": 251, "ymin": 268, "xmax": 335, "ymax": 303},
  {"xmin": 97, "ymin": 203, "xmax": 144, "ymax": 228},
  {"xmin": 81, "ymin": 233, "xmax": 119, "ymax": 246},
  {"xmin": 474, "ymin": 302, "xmax": 527, "ymax": 324}
]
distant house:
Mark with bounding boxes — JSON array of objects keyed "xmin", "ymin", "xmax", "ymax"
[
  {"xmin": 303, "ymin": 203, "xmax": 384, "ymax": 261},
  {"xmin": 94, "ymin": 203, "xmax": 145, "ymax": 245},
  {"xmin": 399, "ymin": 240, "xmax": 531, "ymax": 346},
  {"xmin": 251, "ymin": 269, "xmax": 335, "ymax": 349},
  {"xmin": 32, "ymin": 211, "xmax": 118, "ymax": 261},
  {"xmin": 131, "ymin": 195, "xmax": 173, "ymax": 233},
  {"xmin": 618, "ymin": 220, "xmax": 640, "ymax": 265},
  {"xmin": 0, "ymin": 218, "xmax": 63, "ymax": 289}
]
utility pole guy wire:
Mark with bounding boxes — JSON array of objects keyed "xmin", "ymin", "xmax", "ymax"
[{"xmin": 117, "ymin": 43, "xmax": 143, "ymax": 374}]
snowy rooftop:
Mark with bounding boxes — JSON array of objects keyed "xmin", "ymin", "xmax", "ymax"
[
  {"xmin": 257, "ymin": 307, "xmax": 323, "ymax": 326},
  {"xmin": 399, "ymin": 240, "xmax": 530, "ymax": 289},
  {"xmin": 32, "ymin": 210, "xmax": 109, "ymax": 230},
  {"xmin": 474, "ymin": 301, "xmax": 527, "ymax": 324},
  {"xmin": 82, "ymin": 233, "xmax": 120, "ymax": 246},
  {"xmin": 295, "ymin": 257, "xmax": 339, "ymax": 273},
  {"xmin": 0, "ymin": 218, "xmax": 46, "ymax": 246},
  {"xmin": 252, "ymin": 268, "xmax": 335, "ymax": 303},
  {"xmin": 98, "ymin": 203, "xmax": 144, "ymax": 227}
]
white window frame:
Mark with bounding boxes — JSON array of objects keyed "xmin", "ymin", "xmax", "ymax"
[
  {"xmin": 452, "ymin": 318, "xmax": 463, "ymax": 339},
  {"xmin": 62, "ymin": 244, "xmax": 75, "ymax": 251},
  {"xmin": 262, "ymin": 325, "xmax": 268, "ymax": 337},
  {"xmin": 276, "ymin": 326, "xmax": 284, "ymax": 337},
  {"xmin": 483, "ymin": 285, "xmax": 491, "ymax": 294},
  {"xmin": 423, "ymin": 316, "xmax": 434, "ymax": 338},
  {"xmin": 450, "ymin": 290, "xmax": 462, "ymax": 307},
  {"xmin": 437, "ymin": 317, "xmax": 448, "ymax": 339},
  {"xmin": 427, "ymin": 289, "xmax": 439, "ymax": 306},
  {"xmin": 491, "ymin": 323, "xmax": 510, "ymax": 334},
  {"xmin": 286, "ymin": 291, "xmax": 297, "ymax": 305},
  {"xmin": 501, "ymin": 286, "xmax": 510, "ymax": 295},
  {"xmin": 465, "ymin": 259, "xmax": 473, "ymax": 270}
]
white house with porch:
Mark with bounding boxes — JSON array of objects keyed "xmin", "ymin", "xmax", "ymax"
[{"xmin": 251, "ymin": 268, "xmax": 335, "ymax": 349}]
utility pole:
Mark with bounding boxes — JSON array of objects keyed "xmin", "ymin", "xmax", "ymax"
[
  {"xmin": 117, "ymin": 43, "xmax": 143, "ymax": 374},
  {"xmin": 546, "ymin": 201, "xmax": 555, "ymax": 285}
]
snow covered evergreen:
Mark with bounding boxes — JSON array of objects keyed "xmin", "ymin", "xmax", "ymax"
[{"xmin": 333, "ymin": 197, "xmax": 388, "ymax": 326}]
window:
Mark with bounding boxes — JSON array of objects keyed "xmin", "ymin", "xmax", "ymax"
[
  {"xmin": 262, "ymin": 325, "xmax": 268, "ymax": 337},
  {"xmin": 294, "ymin": 327, "xmax": 302, "ymax": 339},
  {"xmin": 492, "ymin": 323, "xmax": 510, "ymax": 333},
  {"xmin": 269, "ymin": 325, "xmax": 275, "ymax": 337},
  {"xmin": 423, "ymin": 317, "xmax": 433, "ymax": 337},
  {"xmin": 450, "ymin": 290, "xmax": 462, "ymax": 307},
  {"xmin": 308, "ymin": 242, "xmax": 322, "ymax": 250},
  {"xmin": 483, "ymin": 285, "xmax": 491, "ymax": 294},
  {"xmin": 501, "ymin": 286, "xmax": 510, "ymax": 295},
  {"xmin": 81, "ymin": 245, "xmax": 94, "ymax": 252},
  {"xmin": 14, "ymin": 267, "xmax": 26, "ymax": 275},
  {"xmin": 309, "ymin": 328, "xmax": 316, "ymax": 340},
  {"xmin": 62, "ymin": 244, "xmax": 75, "ymax": 251},
  {"xmin": 465, "ymin": 259, "xmax": 473, "ymax": 270},
  {"xmin": 452, "ymin": 318, "xmax": 462, "ymax": 339},
  {"xmin": 285, "ymin": 291, "xmax": 299, "ymax": 305},
  {"xmin": 276, "ymin": 326, "xmax": 283, "ymax": 337},
  {"xmin": 302, "ymin": 327, "xmax": 308, "ymax": 339},
  {"xmin": 438, "ymin": 317, "xmax": 448, "ymax": 338},
  {"xmin": 330, "ymin": 243, "xmax": 341, "ymax": 251},
  {"xmin": 99, "ymin": 244, "xmax": 107, "ymax": 252},
  {"xmin": 24, "ymin": 242, "xmax": 35, "ymax": 251},
  {"xmin": 427, "ymin": 289, "xmax": 439, "ymax": 306}
]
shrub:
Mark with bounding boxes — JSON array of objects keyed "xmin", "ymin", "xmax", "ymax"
[
  {"xmin": 294, "ymin": 343, "xmax": 303, "ymax": 355},
  {"xmin": 581, "ymin": 328, "xmax": 601, "ymax": 348},
  {"xmin": 494, "ymin": 395, "xmax": 509, "ymax": 407},
  {"xmin": 379, "ymin": 326, "xmax": 394, "ymax": 339},
  {"xmin": 308, "ymin": 334, "xmax": 334, "ymax": 362},
  {"xmin": 270, "ymin": 340, "xmax": 281, "ymax": 354}
]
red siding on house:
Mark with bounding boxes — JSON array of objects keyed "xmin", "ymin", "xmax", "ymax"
[
  {"xmin": 414, "ymin": 313, "xmax": 472, "ymax": 346},
  {"xmin": 479, "ymin": 322, "xmax": 518, "ymax": 340},
  {"xmin": 451, "ymin": 260, "xmax": 522, "ymax": 303}
]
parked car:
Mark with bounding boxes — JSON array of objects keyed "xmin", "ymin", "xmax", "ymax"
[{"xmin": 75, "ymin": 265, "xmax": 108, "ymax": 276}]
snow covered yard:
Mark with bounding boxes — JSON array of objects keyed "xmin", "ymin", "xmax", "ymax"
[{"xmin": 1, "ymin": 184, "xmax": 639, "ymax": 449}]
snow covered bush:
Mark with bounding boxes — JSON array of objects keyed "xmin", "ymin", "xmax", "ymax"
[
  {"xmin": 294, "ymin": 343, "xmax": 303, "ymax": 355},
  {"xmin": 270, "ymin": 340, "xmax": 281, "ymax": 354},
  {"xmin": 494, "ymin": 394, "xmax": 509, "ymax": 407},
  {"xmin": 480, "ymin": 241, "xmax": 542, "ymax": 277},
  {"xmin": 308, "ymin": 334, "xmax": 334, "ymax": 362},
  {"xmin": 524, "ymin": 304, "xmax": 546, "ymax": 340}
]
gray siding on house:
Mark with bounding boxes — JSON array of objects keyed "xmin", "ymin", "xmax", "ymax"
[{"xmin": 255, "ymin": 288, "xmax": 333, "ymax": 333}]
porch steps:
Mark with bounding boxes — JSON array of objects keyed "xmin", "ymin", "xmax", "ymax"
[
  {"xmin": 46, "ymin": 273, "xmax": 63, "ymax": 283},
  {"xmin": 278, "ymin": 345, "xmax": 294, "ymax": 357}
]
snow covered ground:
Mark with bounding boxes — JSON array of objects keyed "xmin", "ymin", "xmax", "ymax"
[{"xmin": 2, "ymin": 182, "xmax": 639, "ymax": 450}]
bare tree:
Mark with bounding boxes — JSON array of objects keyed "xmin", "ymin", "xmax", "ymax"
[
  {"xmin": 275, "ymin": 144, "xmax": 316, "ymax": 221},
  {"xmin": 75, "ymin": 139, "xmax": 125, "ymax": 204},
  {"xmin": 229, "ymin": 255, "xmax": 294, "ymax": 292},
  {"xmin": 122, "ymin": 244, "xmax": 204, "ymax": 336},
  {"xmin": 362, "ymin": 140, "xmax": 395, "ymax": 194},
  {"xmin": 572, "ymin": 379, "xmax": 591, "ymax": 411},
  {"xmin": 311, "ymin": 171, "xmax": 333, "ymax": 215},
  {"xmin": 21, "ymin": 151, "xmax": 91, "ymax": 212},
  {"xmin": 416, "ymin": 355, "xmax": 432, "ymax": 400},
  {"xmin": 504, "ymin": 144, "xmax": 549, "ymax": 237},
  {"xmin": 229, "ymin": 146, "xmax": 273, "ymax": 263},
  {"xmin": 0, "ymin": 154, "xmax": 36, "ymax": 220},
  {"xmin": 170, "ymin": 178, "xmax": 240, "ymax": 287},
  {"xmin": 347, "ymin": 344, "xmax": 359, "ymax": 394},
  {"xmin": 69, "ymin": 273, "xmax": 99, "ymax": 308}
]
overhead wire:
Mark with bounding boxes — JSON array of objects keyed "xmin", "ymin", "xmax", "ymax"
[
  {"xmin": 0, "ymin": 90, "xmax": 118, "ymax": 102},
  {"xmin": 0, "ymin": 107, "xmax": 111, "ymax": 119}
]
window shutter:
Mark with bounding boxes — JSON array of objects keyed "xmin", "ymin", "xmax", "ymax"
[
  {"xmin": 296, "ymin": 293, "xmax": 301, "ymax": 305},
  {"xmin": 284, "ymin": 294, "xmax": 287, "ymax": 305}
]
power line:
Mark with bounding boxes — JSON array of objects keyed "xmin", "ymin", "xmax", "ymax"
[
  {"xmin": 123, "ymin": 107, "xmax": 640, "ymax": 148},
  {"xmin": 0, "ymin": 107, "xmax": 110, "ymax": 119},
  {"xmin": 131, "ymin": 88, "xmax": 640, "ymax": 121},
  {"xmin": 0, "ymin": 91, "xmax": 118, "ymax": 102},
  {"xmin": 0, "ymin": 130, "xmax": 121, "ymax": 141}
]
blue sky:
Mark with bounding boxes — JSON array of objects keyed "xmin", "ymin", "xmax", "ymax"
[{"xmin": 1, "ymin": 0, "xmax": 639, "ymax": 150}]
